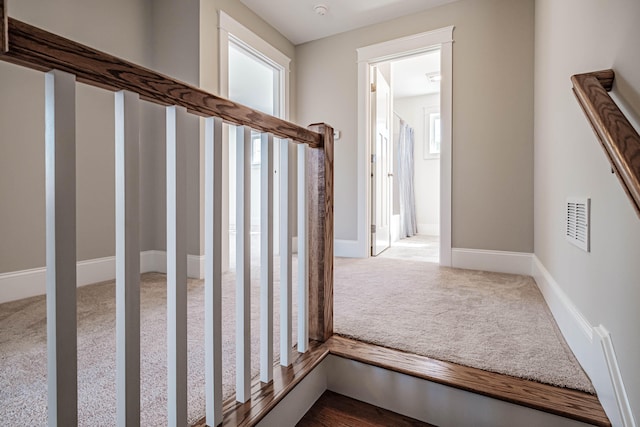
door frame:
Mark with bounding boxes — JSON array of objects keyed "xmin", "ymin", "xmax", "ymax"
[
  {"xmin": 356, "ymin": 26, "xmax": 454, "ymax": 265},
  {"xmin": 218, "ymin": 11, "xmax": 291, "ymax": 270}
]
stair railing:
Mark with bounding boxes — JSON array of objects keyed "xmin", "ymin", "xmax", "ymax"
[
  {"xmin": 0, "ymin": 1, "xmax": 333, "ymax": 426},
  {"xmin": 572, "ymin": 69, "xmax": 640, "ymax": 217}
]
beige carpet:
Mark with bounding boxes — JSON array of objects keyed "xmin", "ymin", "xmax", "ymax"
[
  {"xmin": 0, "ymin": 250, "xmax": 594, "ymax": 425},
  {"xmin": 334, "ymin": 256, "xmax": 594, "ymax": 393},
  {"xmin": 0, "ymin": 268, "xmax": 297, "ymax": 426}
]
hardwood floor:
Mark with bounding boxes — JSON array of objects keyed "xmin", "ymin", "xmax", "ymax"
[{"xmin": 297, "ymin": 391, "xmax": 435, "ymax": 427}]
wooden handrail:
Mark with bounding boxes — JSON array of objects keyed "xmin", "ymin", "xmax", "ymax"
[
  {"xmin": 0, "ymin": 4, "xmax": 322, "ymax": 148},
  {"xmin": 0, "ymin": 0, "xmax": 334, "ymax": 341},
  {"xmin": 1, "ymin": 2, "xmax": 336, "ymax": 423},
  {"xmin": 572, "ymin": 69, "xmax": 640, "ymax": 218}
]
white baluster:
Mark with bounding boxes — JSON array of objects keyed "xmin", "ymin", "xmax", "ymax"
[
  {"xmin": 166, "ymin": 105, "xmax": 188, "ymax": 426},
  {"xmin": 45, "ymin": 69, "xmax": 78, "ymax": 427},
  {"xmin": 205, "ymin": 116, "xmax": 224, "ymax": 426},
  {"xmin": 236, "ymin": 126, "xmax": 251, "ymax": 403},
  {"xmin": 260, "ymin": 133, "xmax": 274, "ymax": 383},
  {"xmin": 115, "ymin": 90, "xmax": 141, "ymax": 426},
  {"xmin": 280, "ymin": 140, "xmax": 292, "ymax": 366},
  {"xmin": 297, "ymin": 144, "xmax": 309, "ymax": 353}
]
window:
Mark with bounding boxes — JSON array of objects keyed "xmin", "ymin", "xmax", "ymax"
[{"xmin": 424, "ymin": 110, "xmax": 441, "ymax": 159}]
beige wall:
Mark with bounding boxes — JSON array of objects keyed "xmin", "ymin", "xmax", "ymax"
[
  {"xmin": 0, "ymin": 0, "xmax": 152, "ymax": 273},
  {"xmin": 296, "ymin": 0, "xmax": 535, "ymax": 251},
  {"xmin": 0, "ymin": 0, "xmax": 295, "ymax": 272},
  {"xmin": 534, "ymin": 0, "xmax": 640, "ymax": 419},
  {"xmin": 149, "ymin": 0, "xmax": 297, "ymax": 256}
]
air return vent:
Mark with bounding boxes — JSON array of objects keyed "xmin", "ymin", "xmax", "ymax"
[{"xmin": 566, "ymin": 197, "xmax": 590, "ymax": 252}]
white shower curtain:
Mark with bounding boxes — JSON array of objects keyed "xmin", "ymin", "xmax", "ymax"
[{"xmin": 397, "ymin": 119, "xmax": 417, "ymax": 238}]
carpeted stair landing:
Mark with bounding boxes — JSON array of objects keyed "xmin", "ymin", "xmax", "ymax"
[{"xmin": 0, "ymin": 257, "xmax": 594, "ymax": 425}]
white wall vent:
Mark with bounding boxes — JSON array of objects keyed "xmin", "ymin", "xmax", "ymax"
[{"xmin": 566, "ymin": 197, "xmax": 590, "ymax": 252}]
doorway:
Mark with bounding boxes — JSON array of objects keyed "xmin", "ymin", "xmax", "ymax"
[
  {"xmin": 357, "ymin": 26, "xmax": 453, "ymax": 265},
  {"xmin": 370, "ymin": 50, "xmax": 441, "ymax": 262}
]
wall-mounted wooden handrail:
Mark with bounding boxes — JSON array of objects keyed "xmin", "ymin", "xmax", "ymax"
[
  {"xmin": 0, "ymin": 7, "xmax": 322, "ymax": 148},
  {"xmin": 572, "ymin": 69, "xmax": 640, "ymax": 218}
]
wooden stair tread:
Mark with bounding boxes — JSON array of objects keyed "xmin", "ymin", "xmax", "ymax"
[
  {"xmin": 327, "ymin": 336, "xmax": 610, "ymax": 427},
  {"xmin": 193, "ymin": 336, "xmax": 610, "ymax": 427},
  {"xmin": 192, "ymin": 341, "xmax": 330, "ymax": 427},
  {"xmin": 297, "ymin": 390, "xmax": 435, "ymax": 427}
]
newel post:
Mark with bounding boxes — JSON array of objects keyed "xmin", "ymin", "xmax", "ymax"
[
  {"xmin": 306, "ymin": 123, "xmax": 334, "ymax": 342},
  {"xmin": 1, "ymin": 0, "xmax": 8, "ymax": 53}
]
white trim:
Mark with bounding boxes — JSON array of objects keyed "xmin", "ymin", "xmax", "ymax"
[
  {"xmin": 0, "ymin": 251, "xmax": 204, "ymax": 304},
  {"xmin": 256, "ymin": 358, "xmax": 328, "ymax": 427},
  {"xmin": 0, "ymin": 267, "xmax": 47, "ymax": 303},
  {"xmin": 0, "ymin": 257, "xmax": 117, "ymax": 304},
  {"xmin": 594, "ymin": 326, "xmax": 637, "ymax": 427},
  {"xmin": 77, "ymin": 256, "xmax": 118, "ymax": 288},
  {"xmin": 142, "ymin": 251, "xmax": 204, "ymax": 279},
  {"xmin": 263, "ymin": 352, "xmax": 608, "ymax": 426},
  {"xmin": 141, "ymin": 250, "xmax": 166, "ymax": 274},
  {"xmin": 356, "ymin": 26, "xmax": 454, "ymax": 64},
  {"xmin": 218, "ymin": 11, "xmax": 290, "ymax": 272},
  {"xmin": 188, "ymin": 254, "xmax": 205, "ymax": 280},
  {"xmin": 334, "ymin": 239, "xmax": 362, "ymax": 258},
  {"xmin": 357, "ymin": 27, "xmax": 454, "ymax": 264},
  {"xmin": 532, "ymin": 256, "xmax": 632, "ymax": 427},
  {"xmin": 531, "ymin": 257, "xmax": 593, "ymax": 347},
  {"xmin": 439, "ymin": 38, "xmax": 453, "ymax": 266},
  {"xmin": 451, "ymin": 248, "xmax": 533, "ymax": 276},
  {"xmin": 219, "ymin": 12, "xmax": 291, "ymax": 72},
  {"xmin": 326, "ymin": 355, "xmax": 591, "ymax": 426}
]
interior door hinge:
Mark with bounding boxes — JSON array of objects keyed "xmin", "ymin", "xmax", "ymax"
[
  {"xmin": 371, "ymin": 82, "xmax": 376, "ymax": 92},
  {"xmin": 371, "ymin": 224, "xmax": 376, "ymax": 233},
  {"xmin": 371, "ymin": 154, "xmax": 376, "ymax": 163}
]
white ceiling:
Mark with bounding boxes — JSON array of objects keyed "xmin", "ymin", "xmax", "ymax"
[
  {"xmin": 392, "ymin": 50, "xmax": 441, "ymax": 99},
  {"xmin": 239, "ymin": 0, "xmax": 458, "ymax": 45}
]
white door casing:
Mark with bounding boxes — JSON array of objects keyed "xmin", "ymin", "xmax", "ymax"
[
  {"xmin": 356, "ymin": 26, "xmax": 453, "ymax": 265},
  {"xmin": 218, "ymin": 12, "xmax": 290, "ymax": 270}
]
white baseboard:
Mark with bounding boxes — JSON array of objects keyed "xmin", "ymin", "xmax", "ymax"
[
  {"xmin": 188, "ymin": 254, "xmax": 205, "ymax": 279},
  {"xmin": 531, "ymin": 257, "xmax": 593, "ymax": 363},
  {"xmin": 0, "ymin": 256, "xmax": 118, "ymax": 304},
  {"xmin": 418, "ymin": 223, "xmax": 439, "ymax": 236},
  {"xmin": 451, "ymin": 248, "xmax": 533, "ymax": 275},
  {"xmin": 326, "ymin": 355, "xmax": 592, "ymax": 426},
  {"xmin": 594, "ymin": 326, "xmax": 636, "ymax": 427},
  {"xmin": 140, "ymin": 250, "xmax": 165, "ymax": 274},
  {"xmin": 0, "ymin": 267, "xmax": 47, "ymax": 303},
  {"xmin": 334, "ymin": 239, "xmax": 364, "ymax": 258},
  {"xmin": 0, "ymin": 250, "xmax": 205, "ymax": 304},
  {"xmin": 257, "ymin": 358, "xmax": 328, "ymax": 427},
  {"xmin": 77, "ymin": 256, "xmax": 117, "ymax": 286},
  {"xmin": 134, "ymin": 250, "xmax": 205, "ymax": 279},
  {"xmin": 533, "ymin": 256, "xmax": 634, "ymax": 427}
]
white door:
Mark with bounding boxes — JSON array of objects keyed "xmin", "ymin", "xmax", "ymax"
[{"xmin": 371, "ymin": 66, "xmax": 392, "ymax": 256}]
